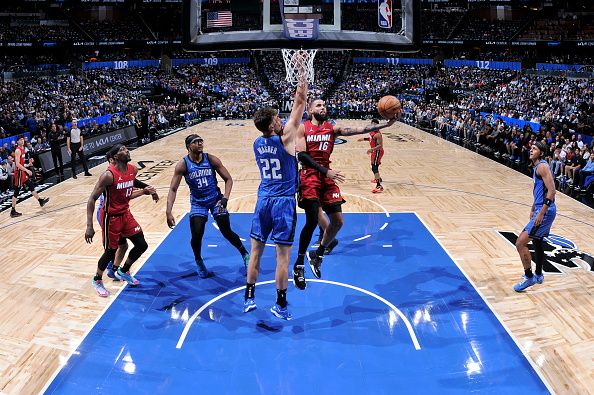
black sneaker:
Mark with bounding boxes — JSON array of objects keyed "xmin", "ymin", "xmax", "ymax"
[
  {"xmin": 324, "ymin": 239, "xmax": 339, "ymax": 255},
  {"xmin": 72, "ymin": 174, "xmax": 77, "ymax": 179},
  {"xmin": 10, "ymin": 210, "xmax": 22, "ymax": 218},
  {"xmin": 84, "ymin": 172, "xmax": 92, "ymax": 177},
  {"xmin": 39, "ymin": 197, "xmax": 49, "ymax": 207},
  {"xmin": 293, "ymin": 265, "xmax": 307, "ymax": 290},
  {"xmin": 306, "ymin": 250, "xmax": 323, "ymax": 279}
]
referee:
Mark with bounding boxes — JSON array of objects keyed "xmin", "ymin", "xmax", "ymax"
[{"xmin": 67, "ymin": 119, "xmax": 91, "ymax": 179}]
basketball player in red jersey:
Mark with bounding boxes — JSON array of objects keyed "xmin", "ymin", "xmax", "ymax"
[
  {"xmin": 292, "ymin": 100, "xmax": 398, "ymax": 289},
  {"xmin": 85, "ymin": 144, "xmax": 157, "ymax": 297},
  {"xmin": 10, "ymin": 136, "xmax": 49, "ymax": 218},
  {"xmin": 358, "ymin": 118, "xmax": 385, "ymax": 193}
]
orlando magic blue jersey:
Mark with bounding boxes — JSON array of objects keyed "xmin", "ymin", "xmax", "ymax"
[
  {"xmin": 533, "ymin": 160, "xmax": 555, "ymax": 209},
  {"xmin": 184, "ymin": 153, "xmax": 221, "ymax": 205},
  {"xmin": 253, "ymin": 134, "xmax": 297, "ymax": 197}
]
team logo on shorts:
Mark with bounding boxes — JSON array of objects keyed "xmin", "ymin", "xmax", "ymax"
[{"xmin": 499, "ymin": 231, "xmax": 593, "ymax": 275}]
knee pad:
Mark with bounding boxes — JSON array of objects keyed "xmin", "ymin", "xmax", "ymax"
[{"xmin": 371, "ymin": 164, "xmax": 379, "ymax": 174}]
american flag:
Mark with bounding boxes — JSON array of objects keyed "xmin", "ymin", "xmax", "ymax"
[{"xmin": 207, "ymin": 11, "xmax": 233, "ymax": 28}]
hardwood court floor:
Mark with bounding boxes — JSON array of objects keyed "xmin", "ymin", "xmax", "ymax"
[{"xmin": 0, "ymin": 120, "xmax": 592, "ymax": 394}]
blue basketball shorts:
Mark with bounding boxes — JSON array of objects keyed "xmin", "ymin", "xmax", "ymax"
[
  {"xmin": 250, "ymin": 196, "xmax": 297, "ymax": 245},
  {"xmin": 523, "ymin": 205, "xmax": 556, "ymax": 240},
  {"xmin": 189, "ymin": 195, "xmax": 228, "ymax": 218}
]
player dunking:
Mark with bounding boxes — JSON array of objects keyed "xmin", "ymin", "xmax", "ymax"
[
  {"xmin": 292, "ymin": 101, "xmax": 397, "ymax": 290},
  {"xmin": 243, "ymin": 58, "xmax": 310, "ymax": 320},
  {"xmin": 166, "ymin": 134, "xmax": 249, "ymax": 278},
  {"xmin": 10, "ymin": 135, "xmax": 49, "ymax": 218},
  {"xmin": 358, "ymin": 118, "xmax": 385, "ymax": 193},
  {"xmin": 513, "ymin": 141, "xmax": 556, "ymax": 292},
  {"xmin": 85, "ymin": 144, "xmax": 154, "ymax": 297}
]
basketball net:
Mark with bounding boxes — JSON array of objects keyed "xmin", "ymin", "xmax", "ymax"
[{"xmin": 281, "ymin": 49, "xmax": 317, "ymax": 86}]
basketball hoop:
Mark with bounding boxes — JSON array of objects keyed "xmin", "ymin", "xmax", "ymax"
[{"xmin": 281, "ymin": 48, "xmax": 317, "ymax": 86}]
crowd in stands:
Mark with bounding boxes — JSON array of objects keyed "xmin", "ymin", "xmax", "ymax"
[
  {"xmin": 519, "ymin": 12, "xmax": 594, "ymax": 41},
  {"xmin": 1, "ymin": 48, "xmax": 593, "ymax": 202},
  {"xmin": 451, "ymin": 19, "xmax": 527, "ymax": 41},
  {"xmin": 421, "ymin": 9, "xmax": 465, "ymax": 39},
  {"xmin": 80, "ymin": 20, "xmax": 153, "ymax": 41},
  {"xmin": 1, "ymin": 22, "xmax": 86, "ymax": 42}
]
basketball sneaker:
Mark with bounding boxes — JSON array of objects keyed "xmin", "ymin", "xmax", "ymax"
[
  {"xmin": 244, "ymin": 298, "xmax": 257, "ymax": 313},
  {"xmin": 38, "ymin": 197, "xmax": 49, "ymax": 207},
  {"xmin": 324, "ymin": 239, "xmax": 339, "ymax": 255},
  {"xmin": 92, "ymin": 279, "xmax": 109, "ymax": 297},
  {"xmin": 513, "ymin": 275, "xmax": 537, "ymax": 292},
  {"xmin": 195, "ymin": 258, "xmax": 211, "ymax": 279},
  {"xmin": 535, "ymin": 273, "xmax": 544, "ymax": 284},
  {"xmin": 293, "ymin": 265, "xmax": 307, "ymax": 290},
  {"xmin": 10, "ymin": 209, "xmax": 22, "ymax": 218},
  {"xmin": 372, "ymin": 185, "xmax": 384, "ymax": 193},
  {"xmin": 106, "ymin": 262, "xmax": 120, "ymax": 281},
  {"xmin": 115, "ymin": 268, "xmax": 139, "ymax": 285},
  {"xmin": 270, "ymin": 304, "xmax": 292, "ymax": 321},
  {"xmin": 306, "ymin": 250, "xmax": 323, "ymax": 279}
]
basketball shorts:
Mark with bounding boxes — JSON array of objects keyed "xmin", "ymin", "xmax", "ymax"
[
  {"xmin": 189, "ymin": 194, "xmax": 228, "ymax": 218},
  {"xmin": 523, "ymin": 205, "xmax": 556, "ymax": 240},
  {"xmin": 100, "ymin": 209, "xmax": 142, "ymax": 250},
  {"xmin": 250, "ymin": 196, "xmax": 296, "ymax": 245},
  {"xmin": 371, "ymin": 149, "xmax": 384, "ymax": 166},
  {"xmin": 13, "ymin": 169, "xmax": 35, "ymax": 195},
  {"xmin": 299, "ymin": 168, "xmax": 345, "ymax": 208}
]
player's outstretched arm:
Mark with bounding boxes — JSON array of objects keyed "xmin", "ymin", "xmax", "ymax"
[
  {"xmin": 282, "ymin": 69, "xmax": 308, "ymax": 150},
  {"xmin": 297, "ymin": 151, "xmax": 345, "ymax": 182},
  {"xmin": 166, "ymin": 159, "xmax": 186, "ymax": 228},
  {"xmin": 85, "ymin": 171, "xmax": 113, "ymax": 243},
  {"xmin": 335, "ymin": 118, "xmax": 396, "ymax": 137}
]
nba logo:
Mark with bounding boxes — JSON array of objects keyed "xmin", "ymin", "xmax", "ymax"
[{"xmin": 378, "ymin": 0, "xmax": 392, "ymax": 29}]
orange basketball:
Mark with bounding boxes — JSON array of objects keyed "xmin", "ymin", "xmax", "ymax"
[{"xmin": 377, "ymin": 95, "xmax": 401, "ymax": 119}]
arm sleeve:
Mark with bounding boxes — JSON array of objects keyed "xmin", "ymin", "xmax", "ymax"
[
  {"xmin": 134, "ymin": 179, "xmax": 149, "ymax": 189},
  {"xmin": 297, "ymin": 151, "xmax": 328, "ymax": 175}
]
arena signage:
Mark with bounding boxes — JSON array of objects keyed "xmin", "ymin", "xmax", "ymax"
[
  {"xmin": 536, "ymin": 63, "xmax": 589, "ymax": 72},
  {"xmin": 444, "ymin": 59, "xmax": 521, "ymax": 71},
  {"xmin": 37, "ymin": 126, "xmax": 138, "ymax": 173},
  {"xmin": 353, "ymin": 57, "xmax": 433, "ymax": 66},
  {"xmin": 283, "ymin": 18, "xmax": 319, "ymax": 40}
]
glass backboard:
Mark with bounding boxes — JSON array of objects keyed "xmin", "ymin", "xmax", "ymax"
[{"xmin": 183, "ymin": 0, "xmax": 419, "ymax": 52}]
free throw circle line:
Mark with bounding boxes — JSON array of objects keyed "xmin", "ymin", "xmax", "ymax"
[{"xmin": 176, "ymin": 279, "xmax": 421, "ymax": 350}]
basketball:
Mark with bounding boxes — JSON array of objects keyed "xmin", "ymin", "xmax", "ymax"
[{"xmin": 377, "ymin": 95, "xmax": 401, "ymax": 119}]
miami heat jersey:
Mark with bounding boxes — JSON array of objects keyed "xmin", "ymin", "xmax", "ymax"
[
  {"xmin": 304, "ymin": 120, "xmax": 335, "ymax": 167},
  {"xmin": 104, "ymin": 163, "xmax": 135, "ymax": 215},
  {"xmin": 369, "ymin": 131, "xmax": 383, "ymax": 151},
  {"xmin": 13, "ymin": 146, "xmax": 27, "ymax": 186}
]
